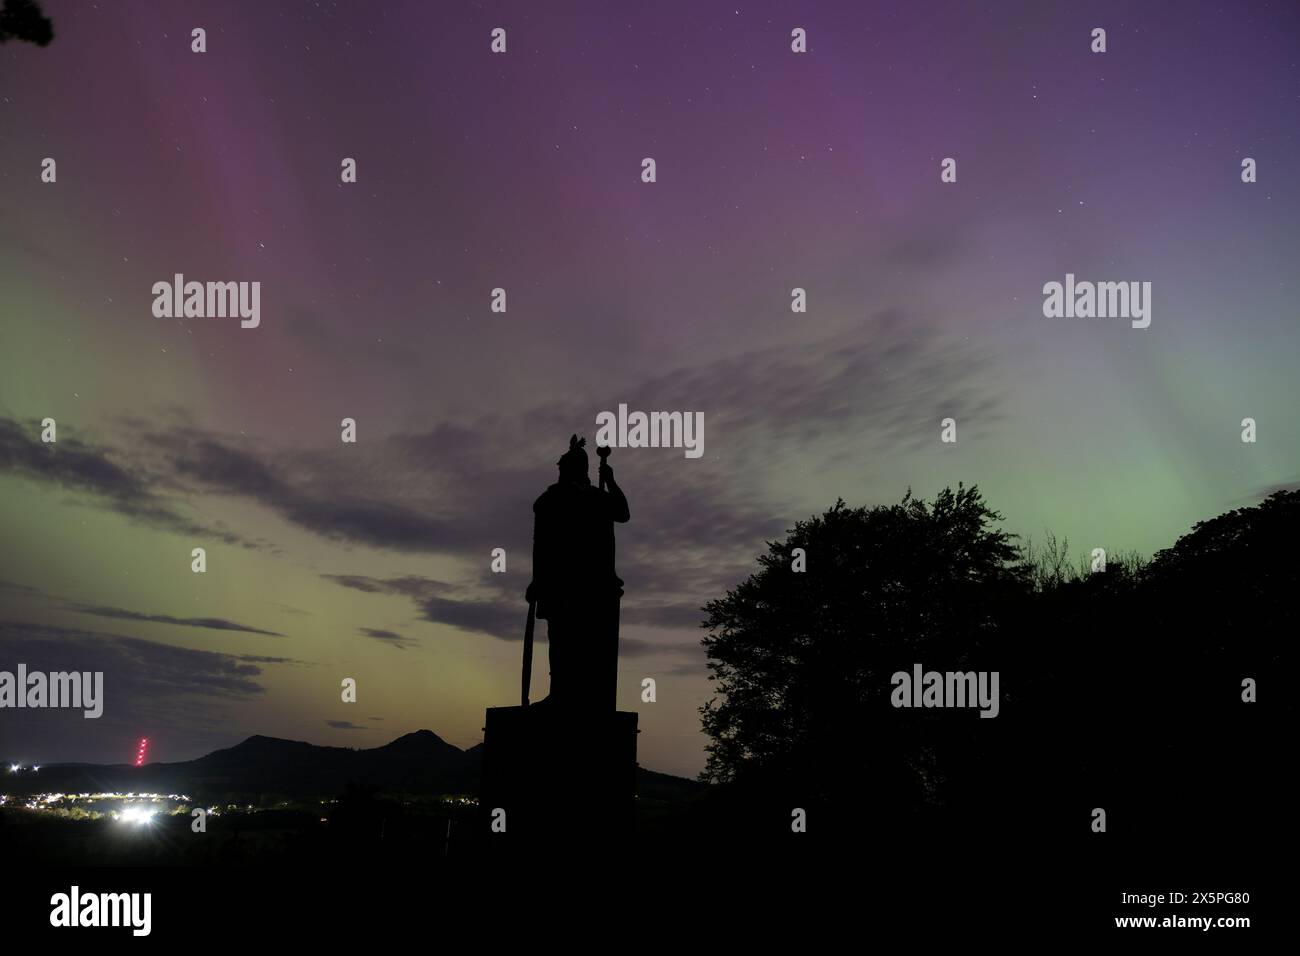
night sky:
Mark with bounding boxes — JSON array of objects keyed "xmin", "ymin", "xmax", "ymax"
[{"xmin": 2, "ymin": 0, "xmax": 1297, "ymax": 778}]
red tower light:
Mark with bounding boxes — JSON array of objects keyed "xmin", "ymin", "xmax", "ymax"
[{"xmin": 134, "ymin": 737, "xmax": 148, "ymax": 767}]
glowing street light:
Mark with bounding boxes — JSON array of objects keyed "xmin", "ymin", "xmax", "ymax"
[{"xmin": 119, "ymin": 805, "xmax": 156, "ymax": 825}]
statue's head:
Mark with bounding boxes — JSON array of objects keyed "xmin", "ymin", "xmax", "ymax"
[{"xmin": 557, "ymin": 434, "xmax": 590, "ymax": 485}]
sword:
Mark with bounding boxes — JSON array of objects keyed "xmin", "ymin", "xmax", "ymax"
[{"xmin": 521, "ymin": 599, "xmax": 536, "ymax": 706}]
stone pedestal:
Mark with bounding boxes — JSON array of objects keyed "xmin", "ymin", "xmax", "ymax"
[{"xmin": 480, "ymin": 705, "xmax": 638, "ymax": 843}]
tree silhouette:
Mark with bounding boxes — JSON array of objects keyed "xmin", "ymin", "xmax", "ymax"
[
  {"xmin": 0, "ymin": 0, "xmax": 53, "ymax": 46},
  {"xmin": 699, "ymin": 485, "xmax": 1025, "ymax": 824},
  {"xmin": 694, "ymin": 482, "xmax": 1291, "ymax": 855}
]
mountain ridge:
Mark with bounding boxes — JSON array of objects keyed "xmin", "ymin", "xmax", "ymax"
[{"xmin": 1, "ymin": 730, "xmax": 703, "ymax": 802}]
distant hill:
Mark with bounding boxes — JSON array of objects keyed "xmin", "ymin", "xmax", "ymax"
[{"xmin": 1, "ymin": 730, "xmax": 705, "ymax": 803}]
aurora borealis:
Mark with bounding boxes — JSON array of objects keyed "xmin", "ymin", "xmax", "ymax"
[{"xmin": 2, "ymin": 0, "xmax": 1298, "ymax": 778}]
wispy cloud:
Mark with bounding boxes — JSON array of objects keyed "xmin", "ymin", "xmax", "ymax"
[
  {"xmin": 0, "ymin": 417, "xmax": 248, "ymax": 545},
  {"xmin": 61, "ymin": 603, "xmax": 285, "ymax": 637},
  {"xmin": 0, "ymin": 621, "xmax": 278, "ymax": 699},
  {"xmin": 3, "ymin": 312, "xmax": 1000, "ymax": 650},
  {"xmin": 357, "ymin": 627, "xmax": 417, "ymax": 650},
  {"xmin": 325, "ymin": 574, "xmax": 518, "ymax": 641}
]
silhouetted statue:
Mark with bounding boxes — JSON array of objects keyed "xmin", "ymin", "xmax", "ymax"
[
  {"xmin": 525, "ymin": 435, "xmax": 629, "ymax": 711},
  {"xmin": 482, "ymin": 438, "xmax": 638, "ymax": 845}
]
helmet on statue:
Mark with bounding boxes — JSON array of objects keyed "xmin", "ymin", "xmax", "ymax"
[{"xmin": 557, "ymin": 434, "xmax": 589, "ymax": 483}]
